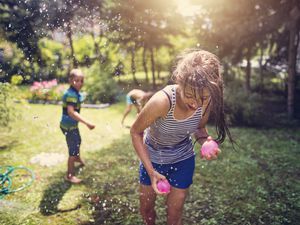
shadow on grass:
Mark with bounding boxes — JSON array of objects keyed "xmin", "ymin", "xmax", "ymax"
[
  {"xmin": 78, "ymin": 135, "xmax": 142, "ymax": 225},
  {"xmin": 38, "ymin": 134, "xmax": 142, "ymax": 223},
  {"xmin": 0, "ymin": 139, "xmax": 19, "ymax": 152},
  {"xmin": 37, "ymin": 128, "xmax": 300, "ymax": 224},
  {"xmin": 39, "ymin": 171, "xmax": 81, "ymax": 216}
]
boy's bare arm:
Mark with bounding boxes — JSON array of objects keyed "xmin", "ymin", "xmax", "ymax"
[{"xmin": 67, "ymin": 105, "xmax": 95, "ymax": 130}]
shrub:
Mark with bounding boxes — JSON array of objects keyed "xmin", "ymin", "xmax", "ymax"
[
  {"xmin": 84, "ymin": 62, "xmax": 119, "ymax": 104},
  {"xmin": 0, "ymin": 83, "xmax": 19, "ymax": 128},
  {"xmin": 29, "ymin": 79, "xmax": 65, "ymax": 102},
  {"xmin": 224, "ymin": 86, "xmax": 265, "ymax": 126},
  {"xmin": 10, "ymin": 75, "xmax": 23, "ymax": 85}
]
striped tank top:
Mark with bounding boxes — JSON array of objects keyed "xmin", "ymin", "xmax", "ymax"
[{"xmin": 145, "ymin": 85, "xmax": 202, "ymax": 164}]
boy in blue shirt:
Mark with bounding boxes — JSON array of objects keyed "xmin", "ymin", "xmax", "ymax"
[{"xmin": 60, "ymin": 69, "xmax": 95, "ymax": 184}]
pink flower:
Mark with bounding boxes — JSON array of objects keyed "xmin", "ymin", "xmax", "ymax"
[{"xmin": 50, "ymin": 79, "xmax": 58, "ymax": 86}]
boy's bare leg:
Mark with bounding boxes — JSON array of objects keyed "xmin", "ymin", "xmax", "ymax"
[
  {"xmin": 75, "ymin": 155, "xmax": 85, "ymax": 167},
  {"xmin": 66, "ymin": 156, "xmax": 82, "ymax": 184},
  {"xmin": 121, "ymin": 105, "xmax": 133, "ymax": 126}
]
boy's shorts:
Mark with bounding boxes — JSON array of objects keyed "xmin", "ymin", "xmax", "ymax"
[
  {"xmin": 139, "ymin": 155, "xmax": 195, "ymax": 189},
  {"xmin": 60, "ymin": 127, "xmax": 81, "ymax": 156}
]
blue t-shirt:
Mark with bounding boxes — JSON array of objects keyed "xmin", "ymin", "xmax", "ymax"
[{"xmin": 60, "ymin": 86, "xmax": 84, "ymax": 130}]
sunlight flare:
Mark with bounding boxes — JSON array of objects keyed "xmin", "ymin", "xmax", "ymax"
[{"xmin": 174, "ymin": 0, "xmax": 201, "ymax": 17}]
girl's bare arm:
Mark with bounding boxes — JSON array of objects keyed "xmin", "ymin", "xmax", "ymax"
[{"xmin": 130, "ymin": 90, "xmax": 169, "ymax": 192}]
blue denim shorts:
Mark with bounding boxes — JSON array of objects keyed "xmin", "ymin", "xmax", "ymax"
[
  {"xmin": 60, "ymin": 127, "xmax": 81, "ymax": 156},
  {"xmin": 139, "ymin": 155, "xmax": 195, "ymax": 189}
]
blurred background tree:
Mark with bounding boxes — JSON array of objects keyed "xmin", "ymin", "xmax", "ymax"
[{"xmin": 0, "ymin": 0, "xmax": 299, "ymax": 123}]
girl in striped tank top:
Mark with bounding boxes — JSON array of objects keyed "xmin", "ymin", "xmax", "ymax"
[{"xmin": 130, "ymin": 49, "xmax": 234, "ymax": 225}]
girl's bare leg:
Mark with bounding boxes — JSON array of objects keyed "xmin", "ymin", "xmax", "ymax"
[
  {"xmin": 140, "ymin": 184, "xmax": 157, "ymax": 225},
  {"xmin": 166, "ymin": 187, "xmax": 189, "ymax": 225}
]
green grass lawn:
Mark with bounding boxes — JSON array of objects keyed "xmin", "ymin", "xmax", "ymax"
[{"xmin": 0, "ymin": 102, "xmax": 300, "ymax": 225}]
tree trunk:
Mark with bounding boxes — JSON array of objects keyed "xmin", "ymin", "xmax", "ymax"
[
  {"xmin": 259, "ymin": 46, "xmax": 264, "ymax": 92},
  {"xmin": 90, "ymin": 16, "xmax": 105, "ymax": 69},
  {"xmin": 287, "ymin": 6, "xmax": 300, "ymax": 119},
  {"xmin": 131, "ymin": 46, "xmax": 138, "ymax": 84},
  {"xmin": 245, "ymin": 49, "xmax": 251, "ymax": 93},
  {"xmin": 30, "ymin": 61, "xmax": 35, "ymax": 82},
  {"xmin": 223, "ymin": 61, "xmax": 230, "ymax": 82},
  {"xmin": 150, "ymin": 47, "xmax": 156, "ymax": 89},
  {"xmin": 142, "ymin": 46, "xmax": 149, "ymax": 83},
  {"xmin": 90, "ymin": 18, "xmax": 100, "ymax": 61},
  {"xmin": 155, "ymin": 49, "xmax": 160, "ymax": 79},
  {"xmin": 287, "ymin": 21, "xmax": 297, "ymax": 119},
  {"xmin": 66, "ymin": 20, "xmax": 78, "ymax": 68}
]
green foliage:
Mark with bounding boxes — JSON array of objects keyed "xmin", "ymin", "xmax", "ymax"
[
  {"xmin": 73, "ymin": 35, "xmax": 95, "ymax": 62},
  {"xmin": 84, "ymin": 62, "xmax": 119, "ymax": 103},
  {"xmin": 39, "ymin": 38, "xmax": 65, "ymax": 60},
  {"xmin": 10, "ymin": 75, "xmax": 23, "ymax": 85},
  {"xmin": 224, "ymin": 83, "xmax": 265, "ymax": 126},
  {"xmin": 0, "ymin": 83, "xmax": 19, "ymax": 128},
  {"xmin": 38, "ymin": 38, "xmax": 67, "ymax": 80},
  {"xmin": 0, "ymin": 0, "xmax": 46, "ymax": 63},
  {"xmin": 155, "ymin": 47, "xmax": 173, "ymax": 72},
  {"xmin": 0, "ymin": 40, "xmax": 30, "ymax": 82}
]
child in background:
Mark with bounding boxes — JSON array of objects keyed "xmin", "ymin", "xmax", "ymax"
[
  {"xmin": 121, "ymin": 89, "xmax": 154, "ymax": 127},
  {"xmin": 130, "ymin": 49, "xmax": 234, "ymax": 225},
  {"xmin": 60, "ymin": 69, "xmax": 95, "ymax": 184}
]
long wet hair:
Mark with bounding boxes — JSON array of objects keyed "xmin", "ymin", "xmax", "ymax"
[{"xmin": 171, "ymin": 49, "xmax": 233, "ymax": 144}]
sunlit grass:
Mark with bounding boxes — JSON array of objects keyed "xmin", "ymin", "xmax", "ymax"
[
  {"xmin": 1, "ymin": 101, "xmax": 299, "ymax": 224},
  {"xmin": 0, "ymin": 102, "xmax": 137, "ymax": 224}
]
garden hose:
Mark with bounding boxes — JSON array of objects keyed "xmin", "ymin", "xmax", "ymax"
[{"xmin": 0, "ymin": 166, "xmax": 35, "ymax": 199}]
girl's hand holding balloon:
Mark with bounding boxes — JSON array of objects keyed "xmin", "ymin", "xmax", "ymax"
[
  {"xmin": 157, "ymin": 179, "xmax": 171, "ymax": 194},
  {"xmin": 151, "ymin": 171, "xmax": 170, "ymax": 195},
  {"xmin": 200, "ymin": 136, "xmax": 221, "ymax": 160}
]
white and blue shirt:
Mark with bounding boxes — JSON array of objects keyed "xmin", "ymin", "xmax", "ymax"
[{"xmin": 145, "ymin": 85, "xmax": 202, "ymax": 164}]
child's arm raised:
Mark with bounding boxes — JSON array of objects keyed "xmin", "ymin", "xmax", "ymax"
[
  {"xmin": 67, "ymin": 105, "xmax": 95, "ymax": 130},
  {"xmin": 130, "ymin": 90, "xmax": 169, "ymax": 194}
]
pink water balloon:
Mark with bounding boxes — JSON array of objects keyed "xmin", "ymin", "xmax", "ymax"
[
  {"xmin": 200, "ymin": 136, "xmax": 219, "ymax": 159},
  {"xmin": 157, "ymin": 180, "xmax": 171, "ymax": 193}
]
